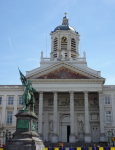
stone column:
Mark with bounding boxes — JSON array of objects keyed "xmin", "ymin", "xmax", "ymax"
[
  {"xmin": 13, "ymin": 94, "xmax": 18, "ymax": 126},
  {"xmin": 51, "ymin": 37, "xmax": 54, "ymax": 52},
  {"xmin": 98, "ymin": 91, "xmax": 106, "ymax": 141},
  {"xmin": 84, "ymin": 91, "xmax": 91, "ymax": 143},
  {"xmin": 38, "ymin": 91, "xmax": 44, "ymax": 140},
  {"xmin": 69, "ymin": 91, "xmax": 75, "ymax": 143},
  {"xmin": 76, "ymin": 40, "xmax": 79, "ymax": 54},
  {"xmin": 51, "ymin": 91, "xmax": 59, "ymax": 143}
]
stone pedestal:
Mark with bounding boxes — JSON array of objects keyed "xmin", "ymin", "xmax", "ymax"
[
  {"xmin": 100, "ymin": 133, "xmax": 106, "ymax": 142},
  {"xmin": 85, "ymin": 133, "xmax": 91, "ymax": 143},
  {"xmin": 51, "ymin": 133, "xmax": 59, "ymax": 143},
  {"xmin": 4, "ymin": 111, "xmax": 44, "ymax": 150},
  {"xmin": 78, "ymin": 132, "xmax": 84, "ymax": 142},
  {"xmin": 69, "ymin": 134, "xmax": 76, "ymax": 143}
]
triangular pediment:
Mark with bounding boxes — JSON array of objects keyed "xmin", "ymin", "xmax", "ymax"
[
  {"xmin": 37, "ymin": 67, "xmax": 89, "ymax": 79},
  {"xmin": 27, "ymin": 62, "xmax": 105, "ymax": 83}
]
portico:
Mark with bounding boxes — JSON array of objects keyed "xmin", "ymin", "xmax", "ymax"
[{"xmin": 33, "ymin": 87, "xmax": 105, "ymax": 143}]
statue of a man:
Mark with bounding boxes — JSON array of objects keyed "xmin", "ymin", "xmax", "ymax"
[{"xmin": 18, "ymin": 68, "xmax": 36, "ymax": 113}]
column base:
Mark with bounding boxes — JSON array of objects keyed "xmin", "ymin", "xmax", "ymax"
[
  {"xmin": 85, "ymin": 133, "xmax": 91, "ymax": 143},
  {"xmin": 51, "ymin": 133, "xmax": 59, "ymax": 143},
  {"xmin": 100, "ymin": 133, "xmax": 107, "ymax": 142},
  {"xmin": 78, "ymin": 132, "xmax": 85, "ymax": 141},
  {"xmin": 69, "ymin": 134, "xmax": 76, "ymax": 143},
  {"xmin": 38, "ymin": 133, "xmax": 44, "ymax": 140}
]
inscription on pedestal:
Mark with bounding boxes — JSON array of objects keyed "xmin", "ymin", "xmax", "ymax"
[{"xmin": 17, "ymin": 119, "xmax": 29, "ymax": 132}]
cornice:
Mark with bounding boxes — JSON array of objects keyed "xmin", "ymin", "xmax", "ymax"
[
  {"xmin": 31, "ymin": 79, "xmax": 105, "ymax": 84},
  {"xmin": 27, "ymin": 61, "xmax": 105, "ymax": 82},
  {"xmin": 0, "ymin": 88, "xmax": 23, "ymax": 91},
  {"xmin": 0, "ymin": 85, "xmax": 23, "ymax": 91},
  {"xmin": 103, "ymin": 88, "xmax": 115, "ymax": 91}
]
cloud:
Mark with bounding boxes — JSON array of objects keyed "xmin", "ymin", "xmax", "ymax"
[{"xmin": 9, "ymin": 37, "xmax": 12, "ymax": 51}]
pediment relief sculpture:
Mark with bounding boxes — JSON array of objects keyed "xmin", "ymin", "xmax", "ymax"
[
  {"xmin": 37, "ymin": 67, "xmax": 89, "ymax": 79},
  {"xmin": 48, "ymin": 98, "xmax": 84, "ymax": 106},
  {"xmin": 89, "ymin": 98, "xmax": 99, "ymax": 106}
]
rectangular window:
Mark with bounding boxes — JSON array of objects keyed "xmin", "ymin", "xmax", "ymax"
[
  {"xmin": 105, "ymin": 97, "xmax": 110, "ymax": 104},
  {"xmin": 19, "ymin": 97, "xmax": 22, "ymax": 105},
  {"xmin": 0, "ymin": 111, "xmax": 1, "ymax": 121},
  {"xmin": 8, "ymin": 97, "xmax": 14, "ymax": 105},
  {"xmin": 106, "ymin": 111, "xmax": 111, "ymax": 122},
  {"xmin": 7, "ymin": 112, "xmax": 13, "ymax": 124},
  {"xmin": 0, "ymin": 97, "xmax": 2, "ymax": 105}
]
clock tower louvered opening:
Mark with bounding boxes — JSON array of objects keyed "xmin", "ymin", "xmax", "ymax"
[
  {"xmin": 61, "ymin": 41, "xmax": 67, "ymax": 50},
  {"xmin": 54, "ymin": 37, "xmax": 58, "ymax": 52},
  {"xmin": 71, "ymin": 38, "xmax": 76, "ymax": 53}
]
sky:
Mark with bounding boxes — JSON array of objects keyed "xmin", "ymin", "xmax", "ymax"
[{"xmin": 0, "ymin": 0, "xmax": 115, "ymax": 85}]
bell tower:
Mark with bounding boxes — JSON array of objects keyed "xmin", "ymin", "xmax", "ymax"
[{"xmin": 50, "ymin": 13, "xmax": 80, "ymax": 61}]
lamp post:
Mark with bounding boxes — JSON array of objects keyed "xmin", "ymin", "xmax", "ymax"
[{"xmin": 3, "ymin": 130, "xmax": 11, "ymax": 145}]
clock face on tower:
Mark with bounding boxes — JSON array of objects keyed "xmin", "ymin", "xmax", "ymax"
[{"xmin": 61, "ymin": 36, "xmax": 68, "ymax": 43}]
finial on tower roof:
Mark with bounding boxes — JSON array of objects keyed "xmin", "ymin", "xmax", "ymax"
[
  {"xmin": 64, "ymin": 12, "xmax": 67, "ymax": 16},
  {"xmin": 62, "ymin": 13, "xmax": 69, "ymax": 25}
]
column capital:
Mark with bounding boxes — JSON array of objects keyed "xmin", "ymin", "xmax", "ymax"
[
  {"xmin": 53, "ymin": 91, "xmax": 58, "ymax": 94},
  {"xmin": 98, "ymin": 91, "xmax": 103, "ymax": 94},
  {"xmin": 69, "ymin": 91, "xmax": 74, "ymax": 94},
  {"xmin": 38, "ymin": 91, "xmax": 44, "ymax": 94},
  {"xmin": 83, "ymin": 91, "xmax": 89, "ymax": 94}
]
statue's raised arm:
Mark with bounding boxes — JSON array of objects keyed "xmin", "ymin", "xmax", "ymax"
[{"xmin": 18, "ymin": 68, "xmax": 27, "ymax": 86}]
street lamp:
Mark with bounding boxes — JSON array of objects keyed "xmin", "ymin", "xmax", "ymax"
[{"xmin": 3, "ymin": 130, "xmax": 12, "ymax": 145}]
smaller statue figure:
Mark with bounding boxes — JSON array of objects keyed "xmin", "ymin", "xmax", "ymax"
[
  {"xmin": 79, "ymin": 120, "xmax": 84, "ymax": 132},
  {"xmin": 61, "ymin": 50, "xmax": 65, "ymax": 60},
  {"xmin": 41, "ymin": 51, "xmax": 43, "ymax": 59},
  {"xmin": 49, "ymin": 120, "xmax": 53, "ymax": 132},
  {"xmin": 83, "ymin": 51, "xmax": 86, "ymax": 58}
]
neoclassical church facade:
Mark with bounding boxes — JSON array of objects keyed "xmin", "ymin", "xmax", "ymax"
[{"xmin": 0, "ymin": 15, "xmax": 115, "ymax": 144}]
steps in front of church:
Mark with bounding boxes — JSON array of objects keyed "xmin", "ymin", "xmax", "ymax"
[{"xmin": 44, "ymin": 142, "xmax": 108, "ymax": 148}]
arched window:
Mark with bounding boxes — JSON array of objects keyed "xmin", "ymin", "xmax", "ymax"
[
  {"xmin": 71, "ymin": 38, "xmax": 76, "ymax": 52},
  {"xmin": 54, "ymin": 37, "xmax": 58, "ymax": 52}
]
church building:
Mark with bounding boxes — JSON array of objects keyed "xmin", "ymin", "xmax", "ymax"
[{"xmin": 0, "ymin": 14, "xmax": 115, "ymax": 145}]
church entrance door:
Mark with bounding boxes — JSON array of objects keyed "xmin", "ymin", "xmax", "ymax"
[
  {"xmin": 61, "ymin": 115, "xmax": 70, "ymax": 142},
  {"xmin": 67, "ymin": 125, "xmax": 70, "ymax": 142},
  {"xmin": 91, "ymin": 127, "xmax": 99, "ymax": 142}
]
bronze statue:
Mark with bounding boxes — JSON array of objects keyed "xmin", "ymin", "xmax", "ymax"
[{"xmin": 18, "ymin": 68, "xmax": 36, "ymax": 113}]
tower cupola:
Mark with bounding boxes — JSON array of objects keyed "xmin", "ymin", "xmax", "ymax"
[{"xmin": 50, "ymin": 13, "xmax": 80, "ymax": 61}]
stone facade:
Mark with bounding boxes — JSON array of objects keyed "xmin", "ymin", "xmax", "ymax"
[{"xmin": 0, "ymin": 15, "xmax": 115, "ymax": 144}]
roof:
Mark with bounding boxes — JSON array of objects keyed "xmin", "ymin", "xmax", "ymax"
[{"xmin": 54, "ymin": 25, "xmax": 77, "ymax": 33}]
